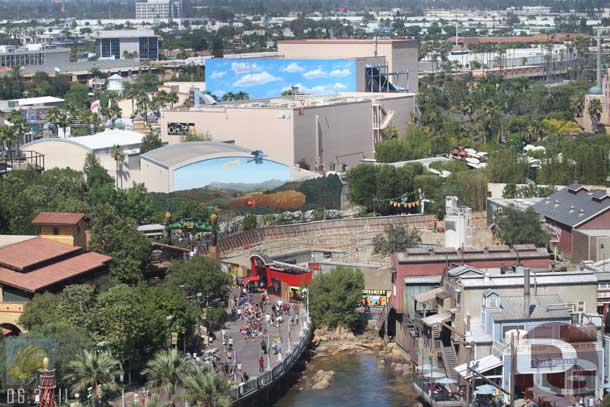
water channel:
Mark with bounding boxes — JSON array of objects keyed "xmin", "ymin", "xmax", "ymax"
[{"xmin": 274, "ymin": 353, "xmax": 418, "ymax": 407}]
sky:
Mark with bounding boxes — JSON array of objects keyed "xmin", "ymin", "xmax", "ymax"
[{"xmin": 206, "ymin": 58, "xmax": 358, "ymax": 98}]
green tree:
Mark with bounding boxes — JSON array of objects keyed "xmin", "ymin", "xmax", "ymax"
[
  {"xmin": 56, "ymin": 284, "xmax": 97, "ymax": 331},
  {"xmin": 372, "ymin": 224, "xmax": 422, "ymax": 256},
  {"xmin": 243, "ymin": 213, "xmax": 257, "ymax": 230},
  {"xmin": 308, "ymin": 266, "xmax": 364, "ymax": 329},
  {"xmin": 588, "ymin": 98, "xmax": 603, "ymax": 133},
  {"xmin": 64, "ymin": 83, "xmax": 90, "ymax": 109},
  {"xmin": 8, "ymin": 345, "xmax": 47, "ymax": 386},
  {"xmin": 66, "ymin": 350, "xmax": 121, "ymax": 407},
  {"xmin": 487, "ymin": 150, "xmax": 529, "ymax": 184},
  {"xmin": 181, "ymin": 365, "xmax": 231, "ymax": 407},
  {"xmin": 496, "ymin": 207, "xmax": 548, "ymax": 246},
  {"xmin": 95, "ymin": 285, "xmax": 166, "ymax": 372},
  {"xmin": 142, "ymin": 349, "xmax": 186, "ymax": 407},
  {"xmin": 83, "ymin": 152, "xmax": 114, "ymax": 189},
  {"xmin": 166, "ymin": 257, "xmax": 232, "ymax": 305},
  {"xmin": 109, "ymin": 145, "xmax": 124, "ymax": 189},
  {"xmin": 6, "ymin": 110, "xmax": 29, "ymax": 153},
  {"xmin": 88, "ymin": 204, "xmax": 151, "ymax": 284},
  {"xmin": 211, "ymin": 36, "xmax": 224, "ymax": 58},
  {"xmin": 19, "ymin": 292, "xmax": 60, "ymax": 330},
  {"xmin": 140, "ymin": 130, "xmax": 163, "ymax": 154}
]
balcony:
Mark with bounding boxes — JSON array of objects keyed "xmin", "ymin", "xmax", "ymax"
[{"xmin": 413, "ymin": 377, "xmax": 466, "ymax": 407}]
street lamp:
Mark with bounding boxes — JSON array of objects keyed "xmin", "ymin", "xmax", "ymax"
[{"xmin": 301, "ymin": 288, "xmax": 309, "ymax": 325}]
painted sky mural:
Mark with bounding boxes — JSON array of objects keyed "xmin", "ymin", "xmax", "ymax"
[{"xmin": 206, "ymin": 58, "xmax": 357, "ymax": 99}]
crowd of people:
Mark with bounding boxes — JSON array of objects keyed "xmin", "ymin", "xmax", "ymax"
[{"xmin": 200, "ymin": 279, "xmax": 302, "ymax": 386}]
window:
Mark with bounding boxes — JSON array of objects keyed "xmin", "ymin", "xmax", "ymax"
[
  {"xmin": 52, "ymin": 227, "xmax": 59, "ymax": 235},
  {"xmin": 567, "ymin": 303, "xmax": 576, "ymax": 313},
  {"xmin": 577, "ymin": 301, "xmax": 585, "ymax": 313},
  {"xmin": 487, "ymin": 297, "xmax": 499, "ymax": 308}
]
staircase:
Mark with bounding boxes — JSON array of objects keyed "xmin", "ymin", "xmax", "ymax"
[{"xmin": 442, "ymin": 345, "xmax": 459, "ymax": 379}]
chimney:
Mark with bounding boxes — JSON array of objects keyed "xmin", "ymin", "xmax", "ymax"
[{"xmin": 524, "ymin": 268, "xmax": 531, "ymax": 315}]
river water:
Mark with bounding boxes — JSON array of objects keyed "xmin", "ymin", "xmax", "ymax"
[{"xmin": 274, "ymin": 353, "xmax": 418, "ymax": 407}]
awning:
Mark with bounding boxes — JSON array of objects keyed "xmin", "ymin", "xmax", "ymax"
[
  {"xmin": 421, "ymin": 311, "xmax": 452, "ymax": 327},
  {"xmin": 414, "ymin": 287, "xmax": 444, "ymax": 303},
  {"xmin": 455, "ymin": 355, "xmax": 503, "ymax": 379},
  {"xmin": 242, "ymin": 275, "xmax": 260, "ymax": 282}
]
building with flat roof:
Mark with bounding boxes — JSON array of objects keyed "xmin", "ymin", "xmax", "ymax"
[
  {"xmin": 277, "ymin": 39, "xmax": 419, "ymax": 94},
  {"xmin": 0, "ymin": 45, "xmax": 70, "ymax": 69},
  {"xmin": 22, "ymin": 129, "xmax": 145, "ymax": 188},
  {"xmin": 390, "ymin": 244, "xmax": 551, "ymax": 314},
  {"xmin": 136, "ymin": 0, "xmax": 182, "ymax": 20},
  {"xmin": 159, "ymin": 92, "xmax": 416, "ymax": 171},
  {"xmin": 94, "ymin": 30, "xmax": 159, "ymax": 61}
]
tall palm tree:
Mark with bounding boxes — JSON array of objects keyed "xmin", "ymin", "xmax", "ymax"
[
  {"xmin": 142, "ymin": 349, "xmax": 187, "ymax": 407},
  {"xmin": 109, "ymin": 145, "xmax": 124, "ymax": 188},
  {"xmin": 136, "ymin": 91, "xmax": 150, "ymax": 125},
  {"xmin": 65, "ymin": 351, "xmax": 121, "ymax": 407},
  {"xmin": 45, "ymin": 107, "xmax": 66, "ymax": 137},
  {"xmin": 588, "ymin": 98, "xmax": 603, "ymax": 133},
  {"xmin": 0, "ymin": 126, "xmax": 15, "ymax": 159},
  {"xmin": 6, "ymin": 110, "xmax": 29, "ymax": 153},
  {"xmin": 181, "ymin": 365, "xmax": 231, "ymax": 407}
]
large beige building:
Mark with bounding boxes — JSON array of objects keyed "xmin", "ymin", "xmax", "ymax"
[
  {"xmin": 159, "ymin": 92, "xmax": 416, "ymax": 171},
  {"xmin": 277, "ymin": 39, "xmax": 419, "ymax": 93}
]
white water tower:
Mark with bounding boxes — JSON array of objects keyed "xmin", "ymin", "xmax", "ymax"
[{"xmin": 444, "ymin": 196, "xmax": 471, "ymax": 249}]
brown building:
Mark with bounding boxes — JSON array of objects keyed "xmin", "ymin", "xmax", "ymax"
[
  {"xmin": 0, "ymin": 214, "xmax": 112, "ymax": 335},
  {"xmin": 32, "ymin": 212, "xmax": 87, "ymax": 248}
]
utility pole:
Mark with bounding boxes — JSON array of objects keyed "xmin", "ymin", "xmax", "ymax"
[{"xmin": 510, "ymin": 333, "xmax": 516, "ymax": 407}]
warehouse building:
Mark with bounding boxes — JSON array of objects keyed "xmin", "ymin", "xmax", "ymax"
[{"xmin": 159, "ymin": 92, "xmax": 416, "ymax": 170}]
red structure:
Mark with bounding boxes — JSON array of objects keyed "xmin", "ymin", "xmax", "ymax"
[
  {"xmin": 390, "ymin": 245, "xmax": 551, "ymax": 313},
  {"xmin": 248, "ymin": 254, "xmax": 312, "ymax": 296},
  {"xmin": 38, "ymin": 361, "xmax": 56, "ymax": 407}
]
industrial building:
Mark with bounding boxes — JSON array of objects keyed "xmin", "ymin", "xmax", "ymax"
[
  {"xmin": 278, "ymin": 39, "xmax": 419, "ymax": 94},
  {"xmin": 94, "ymin": 30, "xmax": 159, "ymax": 61},
  {"xmin": 159, "ymin": 92, "xmax": 416, "ymax": 170},
  {"xmin": 0, "ymin": 44, "xmax": 70, "ymax": 69},
  {"xmin": 135, "ymin": 0, "xmax": 183, "ymax": 19}
]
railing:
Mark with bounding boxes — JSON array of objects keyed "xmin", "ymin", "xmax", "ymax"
[
  {"xmin": 231, "ymin": 321, "xmax": 313, "ymax": 403},
  {"xmin": 0, "ymin": 150, "xmax": 44, "ymax": 174}
]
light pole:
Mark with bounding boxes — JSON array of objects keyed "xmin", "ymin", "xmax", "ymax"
[{"xmin": 301, "ymin": 288, "xmax": 310, "ymax": 325}]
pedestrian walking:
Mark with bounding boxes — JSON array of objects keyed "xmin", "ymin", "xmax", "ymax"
[
  {"xmin": 261, "ymin": 339, "xmax": 267, "ymax": 354},
  {"xmin": 259, "ymin": 356, "xmax": 265, "ymax": 373},
  {"xmin": 228, "ymin": 336, "xmax": 234, "ymax": 350}
]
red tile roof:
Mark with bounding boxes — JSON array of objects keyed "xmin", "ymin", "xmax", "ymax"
[
  {"xmin": 0, "ymin": 252, "xmax": 111, "ymax": 292},
  {"xmin": 32, "ymin": 212, "xmax": 85, "ymax": 226},
  {"xmin": 0, "ymin": 237, "xmax": 82, "ymax": 271}
]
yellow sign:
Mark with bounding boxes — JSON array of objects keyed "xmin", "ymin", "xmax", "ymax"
[{"xmin": 171, "ymin": 332, "xmax": 178, "ymax": 345}]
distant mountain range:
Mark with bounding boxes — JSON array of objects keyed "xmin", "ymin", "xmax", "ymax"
[{"xmin": 206, "ymin": 179, "xmax": 286, "ymax": 192}]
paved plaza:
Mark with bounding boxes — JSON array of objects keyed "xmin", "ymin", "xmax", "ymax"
[{"xmin": 210, "ymin": 289, "xmax": 306, "ymax": 380}]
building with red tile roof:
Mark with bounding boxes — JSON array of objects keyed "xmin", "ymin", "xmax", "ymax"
[{"xmin": 0, "ymin": 214, "xmax": 112, "ymax": 335}]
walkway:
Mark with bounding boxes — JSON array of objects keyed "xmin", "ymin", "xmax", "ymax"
[{"xmin": 211, "ymin": 288, "xmax": 305, "ymax": 381}]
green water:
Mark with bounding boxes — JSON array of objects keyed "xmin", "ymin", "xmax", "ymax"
[{"xmin": 274, "ymin": 353, "xmax": 418, "ymax": 407}]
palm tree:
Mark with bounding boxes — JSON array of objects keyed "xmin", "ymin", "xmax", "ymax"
[
  {"xmin": 6, "ymin": 110, "xmax": 29, "ymax": 153},
  {"xmin": 109, "ymin": 145, "xmax": 124, "ymax": 188},
  {"xmin": 0, "ymin": 126, "xmax": 15, "ymax": 159},
  {"xmin": 123, "ymin": 88, "xmax": 137, "ymax": 117},
  {"xmin": 181, "ymin": 365, "xmax": 231, "ymax": 407},
  {"xmin": 142, "ymin": 349, "xmax": 186, "ymax": 407},
  {"xmin": 136, "ymin": 91, "xmax": 150, "ymax": 125},
  {"xmin": 65, "ymin": 351, "xmax": 121, "ymax": 407},
  {"xmin": 588, "ymin": 98, "xmax": 603, "ymax": 133},
  {"xmin": 45, "ymin": 107, "xmax": 66, "ymax": 137},
  {"xmin": 167, "ymin": 92, "xmax": 179, "ymax": 108}
]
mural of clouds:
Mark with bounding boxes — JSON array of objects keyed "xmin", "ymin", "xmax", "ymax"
[
  {"xmin": 206, "ymin": 58, "xmax": 357, "ymax": 98},
  {"xmin": 302, "ymin": 68, "xmax": 328, "ymax": 79},
  {"xmin": 330, "ymin": 68, "xmax": 351, "ymax": 78},
  {"xmin": 231, "ymin": 62, "xmax": 260, "ymax": 74},
  {"xmin": 234, "ymin": 71, "xmax": 281, "ymax": 87},
  {"xmin": 282, "ymin": 62, "xmax": 304, "ymax": 73}
]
